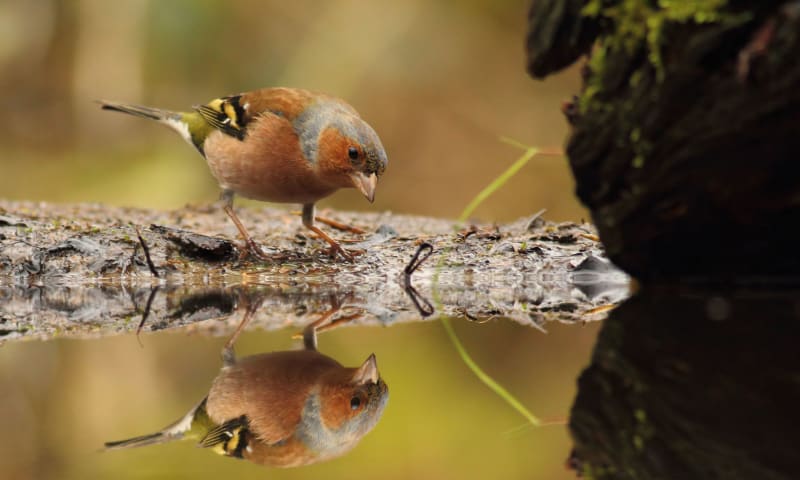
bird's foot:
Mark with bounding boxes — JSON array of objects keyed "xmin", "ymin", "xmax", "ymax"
[
  {"xmin": 292, "ymin": 210, "xmax": 366, "ymax": 234},
  {"xmin": 302, "ymin": 220, "xmax": 363, "ymax": 262},
  {"xmin": 239, "ymin": 239, "xmax": 279, "ymax": 263},
  {"xmin": 324, "ymin": 243, "xmax": 365, "ymax": 262},
  {"xmin": 315, "ymin": 215, "xmax": 366, "ymax": 234},
  {"xmin": 294, "ymin": 297, "xmax": 363, "ymax": 350}
]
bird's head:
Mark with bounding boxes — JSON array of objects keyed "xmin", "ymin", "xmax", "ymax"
[
  {"xmin": 316, "ymin": 114, "xmax": 388, "ymax": 203},
  {"xmin": 300, "ymin": 353, "xmax": 388, "ymax": 457}
]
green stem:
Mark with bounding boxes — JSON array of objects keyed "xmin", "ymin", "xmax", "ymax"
[
  {"xmin": 459, "ymin": 142, "xmax": 540, "ymax": 222},
  {"xmin": 441, "ymin": 317, "xmax": 541, "ymax": 426},
  {"xmin": 432, "ymin": 138, "xmax": 549, "ymax": 427}
]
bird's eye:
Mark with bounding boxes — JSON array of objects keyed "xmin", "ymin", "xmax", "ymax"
[
  {"xmin": 350, "ymin": 396, "xmax": 361, "ymax": 410},
  {"xmin": 348, "ymin": 146, "xmax": 359, "ymax": 160}
]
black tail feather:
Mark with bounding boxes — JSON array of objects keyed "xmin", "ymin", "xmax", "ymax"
[
  {"xmin": 98, "ymin": 101, "xmax": 169, "ymax": 121},
  {"xmin": 104, "ymin": 431, "xmax": 181, "ymax": 451}
]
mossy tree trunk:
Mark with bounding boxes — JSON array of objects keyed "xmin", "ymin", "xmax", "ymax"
[{"xmin": 527, "ymin": 0, "xmax": 800, "ymax": 281}]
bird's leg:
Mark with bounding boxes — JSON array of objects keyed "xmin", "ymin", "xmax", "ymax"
[
  {"xmin": 300, "ymin": 297, "xmax": 341, "ymax": 351},
  {"xmin": 222, "ymin": 295, "xmax": 261, "ymax": 367},
  {"xmin": 301, "ymin": 204, "xmax": 363, "ymax": 261},
  {"xmin": 300, "ymin": 295, "xmax": 363, "ymax": 350},
  {"xmin": 290, "ymin": 209, "xmax": 365, "ymax": 233},
  {"xmin": 221, "ymin": 190, "xmax": 270, "ymax": 261}
]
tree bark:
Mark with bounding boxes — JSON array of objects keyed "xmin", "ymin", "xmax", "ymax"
[{"xmin": 527, "ymin": 0, "xmax": 800, "ymax": 281}]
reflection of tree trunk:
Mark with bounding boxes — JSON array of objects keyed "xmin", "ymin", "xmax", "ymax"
[
  {"xmin": 569, "ymin": 289, "xmax": 799, "ymax": 480},
  {"xmin": 527, "ymin": 1, "xmax": 800, "ymax": 281},
  {"xmin": 0, "ymin": 200, "xmax": 624, "ymax": 342},
  {"xmin": 527, "ymin": 2, "xmax": 800, "ymax": 478}
]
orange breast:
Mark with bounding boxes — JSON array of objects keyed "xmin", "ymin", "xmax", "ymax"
[
  {"xmin": 205, "ymin": 351, "xmax": 344, "ymax": 446},
  {"xmin": 242, "ymin": 436, "xmax": 320, "ymax": 468},
  {"xmin": 203, "ymin": 114, "xmax": 338, "ymax": 204}
]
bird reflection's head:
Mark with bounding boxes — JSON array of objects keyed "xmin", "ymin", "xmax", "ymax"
[{"xmin": 298, "ymin": 354, "xmax": 388, "ymax": 456}]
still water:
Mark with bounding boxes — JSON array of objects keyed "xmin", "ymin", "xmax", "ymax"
[
  {"xmin": 3, "ymin": 282, "xmax": 798, "ymax": 480},
  {"xmin": 0, "ymin": 203, "xmax": 629, "ymax": 479},
  {"xmin": 0, "ymin": 303, "xmax": 602, "ymax": 479},
  {"xmin": 569, "ymin": 288, "xmax": 800, "ymax": 480},
  {"xmin": 4, "ymin": 208, "xmax": 795, "ymax": 479}
]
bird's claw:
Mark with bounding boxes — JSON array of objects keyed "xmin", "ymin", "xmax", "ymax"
[
  {"xmin": 325, "ymin": 244, "xmax": 364, "ymax": 262},
  {"xmin": 239, "ymin": 239, "xmax": 274, "ymax": 262}
]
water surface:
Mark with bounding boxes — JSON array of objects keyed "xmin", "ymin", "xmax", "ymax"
[{"xmin": 0, "ymin": 312, "xmax": 602, "ymax": 480}]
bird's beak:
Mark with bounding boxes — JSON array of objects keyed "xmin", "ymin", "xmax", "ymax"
[
  {"xmin": 350, "ymin": 172, "xmax": 378, "ymax": 203},
  {"xmin": 353, "ymin": 353, "xmax": 380, "ymax": 385}
]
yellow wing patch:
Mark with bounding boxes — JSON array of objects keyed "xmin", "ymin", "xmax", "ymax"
[
  {"xmin": 199, "ymin": 416, "xmax": 249, "ymax": 458},
  {"xmin": 195, "ymin": 95, "xmax": 247, "ymax": 140}
]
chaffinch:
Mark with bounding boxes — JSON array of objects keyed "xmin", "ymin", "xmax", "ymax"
[
  {"xmin": 104, "ymin": 309, "xmax": 389, "ymax": 467},
  {"xmin": 100, "ymin": 87, "xmax": 388, "ymax": 261}
]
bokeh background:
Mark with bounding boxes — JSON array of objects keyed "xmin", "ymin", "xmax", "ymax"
[
  {"xmin": 0, "ymin": 1, "xmax": 595, "ymax": 479},
  {"xmin": 0, "ymin": 0, "xmax": 585, "ymax": 221}
]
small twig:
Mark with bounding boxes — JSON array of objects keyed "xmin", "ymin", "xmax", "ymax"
[
  {"xmin": 122, "ymin": 242, "xmax": 137, "ymax": 276},
  {"xmin": 457, "ymin": 308, "xmax": 490, "ymax": 323},
  {"xmin": 526, "ymin": 208, "xmax": 547, "ymax": 231},
  {"xmin": 405, "ymin": 285, "xmax": 434, "ymax": 318},
  {"xmin": 134, "ymin": 225, "xmax": 159, "ymax": 278},
  {"xmin": 135, "ymin": 286, "xmax": 160, "ymax": 347},
  {"xmin": 458, "ymin": 224, "xmax": 502, "ymax": 241},
  {"xmin": 402, "ymin": 242, "xmax": 435, "ymax": 317},
  {"xmin": 583, "ymin": 303, "xmax": 617, "ymax": 316},
  {"xmin": 457, "ymin": 225, "xmax": 477, "ymax": 241},
  {"xmin": 403, "ymin": 242, "xmax": 434, "ymax": 287}
]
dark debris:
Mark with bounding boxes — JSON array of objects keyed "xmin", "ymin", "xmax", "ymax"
[{"xmin": 150, "ymin": 224, "xmax": 238, "ymax": 262}]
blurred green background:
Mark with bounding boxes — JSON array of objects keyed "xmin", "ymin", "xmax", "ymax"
[
  {"xmin": 0, "ymin": 0, "xmax": 585, "ymax": 221},
  {"xmin": 0, "ymin": 1, "xmax": 595, "ymax": 479}
]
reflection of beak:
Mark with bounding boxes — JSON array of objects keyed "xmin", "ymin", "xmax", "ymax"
[
  {"xmin": 353, "ymin": 353, "xmax": 380, "ymax": 384},
  {"xmin": 351, "ymin": 172, "xmax": 378, "ymax": 203}
]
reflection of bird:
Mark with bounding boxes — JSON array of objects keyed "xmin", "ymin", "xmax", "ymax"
[
  {"xmin": 105, "ymin": 307, "xmax": 389, "ymax": 467},
  {"xmin": 100, "ymin": 87, "xmax": 388, "ymax": 260}
]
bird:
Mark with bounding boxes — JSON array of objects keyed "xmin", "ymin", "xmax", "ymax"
[
  {"xmin": 104, "ymin": 303, "xmax": 389, "ymax": 467},
  {"xmin": 99, "ymin": 87, "xmax": 388, "ymax": 261}
]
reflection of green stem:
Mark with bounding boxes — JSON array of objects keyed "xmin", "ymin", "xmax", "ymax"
[
  {"xmin": 433, "ymin": 139, "xmax": 548, "ymax": 427},
  {"xmin": 441, "ymin": 317, "xmax": 541, "ymax": 426}
]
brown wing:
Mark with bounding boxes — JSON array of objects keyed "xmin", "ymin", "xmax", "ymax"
[
  {"xmin": 205, "ymin": 350, "xmax": 343, "ymax": 445},
  {"xmin": 195, "ymin": 87, "xmax": 344, "ymax": 141}
]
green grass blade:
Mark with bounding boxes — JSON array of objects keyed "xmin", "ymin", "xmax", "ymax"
[
  {"xmin": 459, "ymin": 142, "xmax": 540, "ymax": 222},
  {"xmin": 441, "ymin": 317, "xmax": 541, "ymax": 426},
  {"xmin": 432, "ymin": 138, "xmax": 551, "ymax": 428}
]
